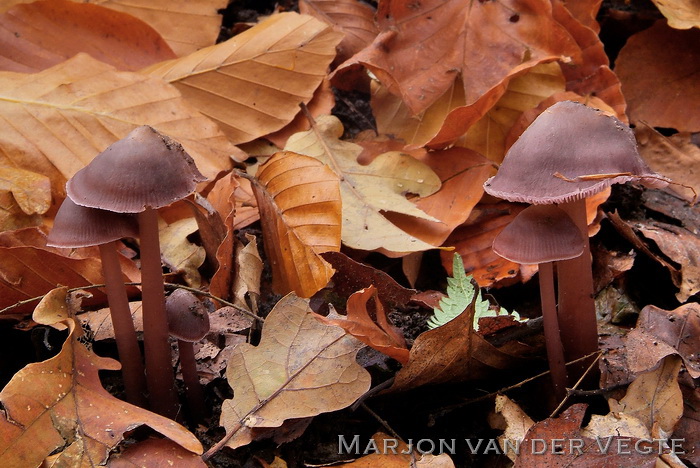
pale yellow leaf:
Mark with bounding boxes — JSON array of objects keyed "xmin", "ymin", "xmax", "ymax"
[
  {"xmin": 143, "ymin": 12, "xmax": 344, "ymax": 144},
  {"xmin": 0, "ymin": 53, "xmax": 237, "ymax": 198},
  {"xmin": 233, "ymin": 233, "xmax": 263, "ymax": 309},
  {"xmin": 285, "ymin": 115, "xmax": 442, "ymax": 253},
  {"xmin": 220, "ymin": 293, "xmax": 371, "ymax": 449},
  {"xmin": 159, "ymin": 217, "xmax": 205, "ymax": 288},
  {"xmin": 650, "ymin": 0, "xmax": 700, "ymax": 29},
  {"xmin": 250, "ymin": 151, "xmax": 341, "ymax": 298}
]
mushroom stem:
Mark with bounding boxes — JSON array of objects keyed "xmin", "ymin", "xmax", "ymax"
[
  {"xmin": 538, "ymin": 262, "xmax": 568, "ymax": 401},
  {"xmin": 98, "ymin": 242, "xmax": 147, "ymax": 407},
  {"xmin": 177, "ymin": 339, "xmax": 206, "ymax": 422},
  {"xmin": 138, "ymin": 207, "xmax": 179, "ymax": 418},
  {"xmin": 557, "ymin": 199, "xmax": 599, "ymax": 376}
]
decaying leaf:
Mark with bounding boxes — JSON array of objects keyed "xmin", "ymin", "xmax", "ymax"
[
  {"xmin": 108, "ymin": 438, "xmax": 207, "ymax": 467},
  {"xmin": 492, "ymin": 395, "xmax": 534, "ymax": 462},
  {"xmin": 220, "ymin": 293, "xmax": 371, "ymax": 449},
  {"xmin": 144, "ymin": 12, "xmax": 343, "ymax": 144},
  {"xmin": 0, "ymin": 53, "xmax": 236, "ymax": 197},
  {"xmin": 0, "ymin": 288, "xmax": 202, "ymax": 467},
  {"xmin": 232, "ymin": 233, "xmax": 263, "ymax": 312},
  {"xmin": 334, "ymin": 432, "xmax": 456, "ymax": 467},
  {"xmin": 318, "ymin": 285, "xmax": 410, "ymax": 364},
  {"xmin": 159, "ymin": 217, "xmax": 205, "ymax": 288},
  {"xmin": 0, "ymin": 0, "xmax": 175, "ymax": 73},
  {"xmin": 285, "ymin": 115, "xmax": 442, "ymax": 253},
  {"xmin": 616, "ymin": 20, "xmax": 700, "ymax": 132},
  {"xmin": 625, "ymin": 303, "xmax": 700, "ymax": 378},
  {"xmin": 250, "ymin": 151, "xmax": 341, "ymax": 298},
  {"xmin": 0, "ymin": 165, "xmax": 51, "ymax": 230},
  {"xmin": 650, "ymin": 0, "xmax": 700, "ymax": 29}
]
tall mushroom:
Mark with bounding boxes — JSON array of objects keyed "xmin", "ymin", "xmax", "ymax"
[
  {"xmin": 67, "ymin": 126, "xmax": 207, "ymax": 418},
  {"xmin": 165, "ymin": 289, "xmax": 210, "ymax": 422},
  {"xmin": 492, "ymin": 204, "xmax": 584, "ymax": 400},
  {"xmin": 47, "ymin": 197, "xmax": 146, "ymax": 406},
  {"xmin": 484, "ymin": 101, "xmax": 668, "ymax": 376}
]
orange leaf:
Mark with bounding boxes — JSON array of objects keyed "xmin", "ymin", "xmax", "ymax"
[
  {"xmin": 0, "ymin": 289, "xmax": 201, "ymax": 466},
  {"xmin": 0, "ymin": 0, "xmax": 175, "ymax": 73},
  {"xmin": 250, "ymin": 151, "xmax": 341, "ymax": 298},
  {"xmin": 318, "ymin": 286, "xmax": 410, "ymax": 364}
]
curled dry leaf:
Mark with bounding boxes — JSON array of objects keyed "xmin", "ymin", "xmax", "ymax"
[
  {"xmin": 339, "ymin": 0, "xmax": 580, "ymax": 115},
  {"xmin": 232, "ymin": 233, "xmax": 263, "ymax": 311},
  {"xmin": 0, "ymin": 165, "xmax": 51, "ymax": 230},
  {"xmin": 285, "ymin": 115, "xmax": 442, "ymax": 253},
  {"xmin": 649, "ymin": 0, "xmax": 700, "ymax": 29},
  {"xmin": 0, "ymin": 53, "xmax": 235, "ymax": 196},
  {"xmin": 0, "ymin": 288, "xmax": 201, "ymax": 467},
  {"xmin": 108, "ymin": 438, "xmax": 207, "ymax": 468},
  {"xmin": 159, "ymin": 217, "xmax": 206, "ymax": 288},
  {"xmin": 561, "ymin": 0, "xmax": 603, "ymax": 32},
  {"xmin": 625, "ymin": 303, "xmax": 700, "ymax": 378},
  {"xmin": 616, "ymin": 20, "xmax": 700, "ymax": 132},
  {"xmin": 251, "ymin": 151, "xmax": 341, "ymax": 298},
  {"xmin": 492, "ymin": 395, "xmax": 534, "ymax": 462},
  {"xmin": 144, "ymin": 12, "xmax": 343, "ymax": 144},
  {"xmin": 317, "ymin": 285, "xmax": 410, "ymax": 364},
  {"xmin": 220, "ymin": 293, "xmax": 371, "ymax": 449},
  {"xmin": 0, "ymin": 0, "xmax": 175, "ymax": 73}
]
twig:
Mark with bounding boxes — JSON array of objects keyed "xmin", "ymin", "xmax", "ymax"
[{"xmin": 549, "ymin": 351, "xmax": 602, "ymax": 418}]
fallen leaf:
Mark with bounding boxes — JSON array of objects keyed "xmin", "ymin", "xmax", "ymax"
[
  {"xmin": 81, "ymin": 301, "xmax": 143, "ymax": 341},
  {"xmin": 0, "ymin": 288, "xmax": 201, "ymax": 467},
  {"xmin": 318, "ymin": 286, "xmax": 410, "ymax": 364},
  {"xmin": 0, "ymin": 165, "xmax": 51, "ymax": 231},
  {"xmin": 635, "ymin": 125, "xmax": 700, "ymax": 203},
  {"xmin": 674, "ymin": 382, "xmax": 699, "ymax": 466},
  {"xmin": 108, "ymin": 438, "xmax": 207, "ymax": 467},
  {"xmin": 649, "ymin": 0, "xmax": 700, "ymax": 29},
  {"xmin": 0, "ymin": 0, "xmax": 175, "ymax": 73},
  {"xmin": 608, "ymin": 355, "xmax": 684, "ymax": 435},
  {"xmin": 0, "ymin": 53, "xmax": 236, "ymax": 197},
  {"xmin": 562, "ymin": 0, "xmax": 603, "ymax": 32},
  {"xmin": 299, "ymin": 0, "xmax": 378, "ymax": 64},
  {"xmin": 616, "ymin": 20, "xmax": 700, "ymax": 132},
  {"xmin": 143, "ymin": 12, "xmax": 343, "ymax": 144},
  {"xmin": 285, "ymin": 115, "xmax": 442, "ymax": 253},
  {"xmin": 250, "ymin": 151, "xmax": 341, "ymax": 298},
  {"xmin": 232, "ymin": 233, "xmax": 263, "ymax": 311},
  {"xmin": 339, "ymin": 0, "xmax": 580, "ymax": 115},
  {"xmin": 625, "ymin": 303, "xmax": 700, "ymax": 378},
  {"xmin": 220, "ymin": 293, "xmax": 371, "ymax": 449},
  {"xmin": 159, "ymin": 217, "xmax": 205, "ymax": 288},
  {"xmin": 335, "ymin": 432, "xmax": 456, "ymax": 467},
  {"xmin": 492, "ymin": 395, "xmax": 534, "ymax": 462}
]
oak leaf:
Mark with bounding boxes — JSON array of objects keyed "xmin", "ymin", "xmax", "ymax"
[
  {"xmin": 250, "ymin": 151, "xmax": 341, "ymax": 298},
  {"xmin": 143, "ymin": 12, "xmax": 344, "ymax": 144},
  {"xmin": 0, "ymin": 288, "xmax": 202, "ymax": 467},
  {"xmin": 285, "ymin": 115, "xmax": 442, "ymax": 253},
  {"xmin": 0, "ymin": 53, "xmax": 237, "ymax": 197},
  {"xmin": 0, "ymin": 0, "xmax": 175, "ymax": 73},
  {"xmin": 109, "ymin": 438, "xmax": 207, "ymax": 467},
  {"xmin": 317, "ymin": 285, "xmax": 410, "ymax": 364},
  {"xmin": 220, "ymin": 293, "xmax": 371, "ymax": 449},
  {"xmin": 340, "ymin": 0, "xmax": 581, "ymax": 115}
]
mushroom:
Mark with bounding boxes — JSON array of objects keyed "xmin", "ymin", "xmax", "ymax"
[
  {"xmin": 47, "ymin": 197, "xmax": 146, "ymax": 406},
  {"xmin": 67, "ymin": 125, "xmax": 207, "ymax": 418},
  {"xmin": 492, "ymin": 204, "xmax": 584, "ymax": 400},
  {"xmin": 165, "ymin": 289, "xmax": 210, "ymax": 422},
  {"xmin": 484, "ymin": 101, "xmax": 668, "ymax": 376}
]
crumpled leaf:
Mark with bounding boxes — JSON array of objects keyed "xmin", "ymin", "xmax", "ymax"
[
  {"xmin": 492, "ymin": 395, "xmax": 534, "ymax": 462},
  {"xmin": 220, "ymin": 293, "xmax": 371, "ymax": 449},
  {"xmin": 250, "ymin": 151, "xmax": 341, "ymax": 298},
  {"xmin": 0, "ymin": 165, "xmax": 51, "ymax": 231},
  {"xmin": 318, "ymin": 285, "xmax": 409, "ymax": 364},
  {"xmin": 144, "ymin": 12, "xmax": 343, "ymax": 145},
  {"xmin": 0, "ymin": 0, "xmax": 175, "ymax": 73},
  {"xmin": 299, "ymin": 0, "xmax": 378, "ymax": 64},
  {"xmin": 650, "ymin": 0, "xmax": 700, "ymax": 29},
  {"xmin": 339, "ymin": 0, "xmax": 580, "ymax": 115},
  {"xmin": 0, "ymin": 288, "xmax": 202, "ymax": 467},
  {"xmin": 232, "ymin": 233, "xmax": 263, "ymax": 312},
  {"xmin": 159, "ymin": 217, "xmax": 206, "ymax": 288},
  {"xmin": 0, "ymin": 53, "xmax": 236, "ymax": 197},
  {"xmin": 108, "ymin": 438, "xmax": 207, "ymax": 467},
  {"xmin": 625, "ymin": 303, "xmax": 700, "ymax": 378},
  {"xmin": 285, "ymin": 115, "xmax": 442, "ymax": 253},
  {"xmin": 616, "ymin": 20, "xmax": 700, "ymax": 132}
]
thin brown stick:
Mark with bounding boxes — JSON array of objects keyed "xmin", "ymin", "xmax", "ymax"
[{"xmin": 549, "ymin": 351, "xmax": 602, "ymax": 418}]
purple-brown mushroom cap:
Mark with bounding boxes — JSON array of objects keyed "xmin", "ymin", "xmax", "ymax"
[
  {"xmin": 47, "ymin": 197, "xmax": 138, "ymax": 248},
  {"xmin": 483, "ymin": 101, "xmax": 668, "ymax": 204},
  {"xmin": 493, "ymin": 205, "xmax": 584, "ymax": 264},
  {"xmin": 67, "ymin": 126, "xmax": 207, "ymax": 213},
  {"xmin": 165, "ymin": 289, "xmax": 210, "ymax": 342}
]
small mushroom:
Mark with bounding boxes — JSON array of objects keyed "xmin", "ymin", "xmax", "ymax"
[
  {"xmin": 484, "ymin": 101, "xmax": 668, "ymax": 378},
  {"xmin": 47, "ymin": 197, "xmax": 146, "ymax": 406},
  {"xmin": 166, "ymin": 289, "xmax": 210, "ymax": 422},
  {"xmin": 67, "ymin": 125, "xmax": 207, "ymax": 418},
  {"xmin": 493, "ymin": 204, "xmax": 584, "ymax": 400}
]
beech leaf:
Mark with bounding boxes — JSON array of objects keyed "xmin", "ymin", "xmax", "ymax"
[
  {"xmin": 285, "ymin": 115, "xmax": 442, "ymax": 253},
  {"xmin": 0, "ymin": 288, "xmax": 202, "ymax": 467},
  {"xmin": 220, "ymin": 293, "xmax": 371, "ymax": 449},
  {"xmin": 249, "ymin": 151, "xmax": 341, "ymax": 298},
  {"xmin": 143, "ymin": 12, "xmax": 344, "ymax": 144}
]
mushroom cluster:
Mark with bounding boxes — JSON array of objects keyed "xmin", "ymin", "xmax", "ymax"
[
  {"xmin": 49, "ymin": 126, "xmax": 207, "ymax": 418},
  {"xmin": 485, "ymin": 101, "xmax": 668, "ymax": 394}
]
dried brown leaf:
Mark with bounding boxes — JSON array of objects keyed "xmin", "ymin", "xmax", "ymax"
[
  {"xmin": 650, "ymin": 0, "xmax": 700, "ymax": 29},
  {"xmin": 108, "ymin": 438, "xmax": 207, "ymax": 467}
]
